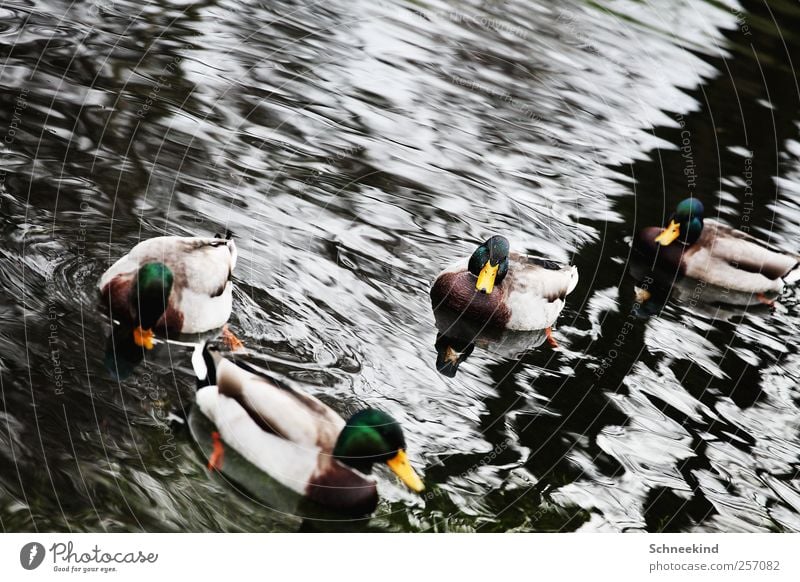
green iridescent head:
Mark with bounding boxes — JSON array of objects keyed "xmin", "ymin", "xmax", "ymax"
[
  {"xmin": 655, "ymin": 198, "xmax": 704, "ymax": 246},
  {"xmin": 468, "ymin": 235, "xmax": 510, "ymax": 294},
  {"xmin": 131, "ymin": 262, "xmax": 174, "ymax": 330},
  {"xmin": 333, "ymin": 409, "xmax": 424, "ymax": 492}
]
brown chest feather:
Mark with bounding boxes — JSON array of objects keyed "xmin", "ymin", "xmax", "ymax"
[
  {"xmin": 305, "ymin": 457, "xmax": 378, "ymax": 515},
  {"xmin": 431, "ymin": 271, "xmax": 511, "ymax": 328}
]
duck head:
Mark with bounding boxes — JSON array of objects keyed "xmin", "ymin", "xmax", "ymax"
[
  {"xmin": 655, "ymin": 198, "xmax": 704, "ymax": 247},
  {"xmin": 468, "ymin": 235, "xmax": 510, "ymax": 294},
  {"xmin": 130, "ymin": 262, "xmax": 173, "ymax": 349},
  {"xmin": 333, "ymin": 409, "xmax": 424, "ymax": 493}
]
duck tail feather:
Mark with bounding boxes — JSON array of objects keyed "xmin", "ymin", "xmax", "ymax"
[
  {"xmin": 213, "ymin": 229, "xmax": 234, "ymax": 240},
  {"xmin": 783, "ymin": 262, "xmax": 800, "ymax": 285},
  {"xmin": 566, "ymin": 264, "xmax": 579, "ymax": 295}
]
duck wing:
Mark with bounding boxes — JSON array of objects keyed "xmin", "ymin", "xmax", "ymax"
[
  {"xmin": 506, "ymin": 252, "xmax": 579, "ymax": 301},
  {"xmin": 197, "ymin": 384, "xmax": 322, "ymax": 496},
  {"xmin": 500, "ymin": 252, "xmax": 579, "ymax": 330},
  {"xmin": 683, "ymin": 220, "xmax": 799, "ymax": 292},
  {"xmin": 99, "ymin": 236, "xmax": 237, "ymax": 298},
  {"xmin": 214, "ymin": 357, "xmax": 346, "ymax": 452}
]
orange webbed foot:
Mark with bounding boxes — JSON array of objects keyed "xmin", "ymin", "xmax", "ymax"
[
  {"xmin": 545, "ymin": 327, "xmax": 559, "ymax": 349},
  {"xmin": 756, "ymin": 293, "xmax": 776, "ymax": 311},
  {"xmin": 133, "ymin": 326, "xmax": 155, "ymax": 350},
  {"xmin": 222, "ymin": 324, "xmax": 244, "ymax": 351}
]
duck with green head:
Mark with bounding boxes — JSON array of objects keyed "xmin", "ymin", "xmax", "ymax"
[
  {"xmin": 430, "ymin": 235, "xmax": 578, "ymax": 345},
  {"xmin": 636, "ymin": 197, "xmax": 800, "ymax": 298},
  {"xmin": 193, "ymin": 344, "xmax": 424, "ymax": 514},
  {"xmin": 654, "ymin": 197, "xmax": 705, "ymax": 247},
  {"xmin": 99, "ymin": 235, "xmax": 239, "ymax": 349}
]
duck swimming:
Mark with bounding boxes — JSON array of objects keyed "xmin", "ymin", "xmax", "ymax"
[
  {"xmin": 635, "ymin": 198, "xmax": 799, "ymax": 299},
  {"xmin": 98, "ymin": 235, "xmax": 238, "ymax": 349},
  {"xmin": 430, "ymin": 235, "xmax": 578, "ymax": 344},
  {"xmin": 192, "ymin": 344, "xmax": 424, "ymax": 515}
]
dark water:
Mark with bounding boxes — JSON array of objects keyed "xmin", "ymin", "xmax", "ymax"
[{"xmin": 1, "ymin": 0, "xmax": 800, "ymax": 532}]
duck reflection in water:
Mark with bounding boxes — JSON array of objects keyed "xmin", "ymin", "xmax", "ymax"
[
  {"xmin": 434, "ymin": 332, "xmax": 476, "ymax": 377},
  {"xmin": 104, "ymin": 323, "xmax": 147, "ymax": 381},
  {"xmin": 430, "ymin": 235, "xmax": 578, "ymax": 376},
  {"xmin": 628, "ymin": 253, "xmax": 778, "ymax": 321},
  {"xmin": 432, "ymin": 306, "xmax": 550, "ymax": 377},
  {"xmin": 631, "ymin": 197, "xmax": 800, "ymax": 317}
]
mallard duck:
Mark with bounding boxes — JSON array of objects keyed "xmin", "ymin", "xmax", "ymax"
[
  {"xmin": 430, "ymin": 235, "xmax": 578, "ymax": 343},
  {"xmin": 635, "ymin": 198, "xmax": 799, "ymax": 299},
  {"xmin": 192, "ymin": 344, "xmax": 424, "ymax": 515},
  {"xmin": 98, "ymin": 235, "xmax": 238, "ymax": 349},
  {"xmin": 433, "ymin": 306, "xmax": 550, "ymax": 377}
]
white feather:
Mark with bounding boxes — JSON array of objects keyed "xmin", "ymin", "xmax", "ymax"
[
  {"xmin": 232, "ymin": 364, "xmax": 345, "ymax": 447},
  {"xmin": 684, "ymin": 246, "xmax": 784, "ymax": 294},
  {"xmin": 99, "ymin": 236, "xmax": 237, "ymax": 334},
  {"xmin": 196, "ymin": 386, "xmax": 319, "ymax": 496},
  {"xmin": 176, "ymin": 285, "xmax": 233, "ymax": 333},
  {"xmin": 191, "ymin": 344, "xmax": 207, "ymax": 381},
  {"xmin": 506, "ymin": 260, "xmax": 578, "ymax": 330}
]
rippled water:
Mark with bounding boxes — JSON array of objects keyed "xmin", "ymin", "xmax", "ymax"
[{"xmin": 1, "ymin": 0, "xmax": 800, "ymax": 532}]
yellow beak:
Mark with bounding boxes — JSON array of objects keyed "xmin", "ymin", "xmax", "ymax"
[
  {"xmin": 386, "ymin": 449, "xmax": 424, "ymax": 493},
  {"xmin": 654, "ymin": 220, "xmax": 680, "ymax": 246},
  {"xmin": 475, "ymin": 261, "xmax": 499, "ymax": 294}
]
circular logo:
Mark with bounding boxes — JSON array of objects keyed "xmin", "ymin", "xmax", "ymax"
[{"xmin": 19, "ymin": 542, "xmax": 45, "ymax": 570}]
